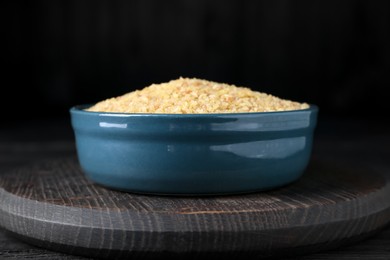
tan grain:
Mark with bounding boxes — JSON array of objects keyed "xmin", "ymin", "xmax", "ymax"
[{"xmin": 87, "ymin": 78, "xmax": 309, "ymax": 113}]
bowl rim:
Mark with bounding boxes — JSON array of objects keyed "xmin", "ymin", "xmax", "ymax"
[{"xmin": 70, "ymin": 104, "xmax": 318, "ymax": 118}]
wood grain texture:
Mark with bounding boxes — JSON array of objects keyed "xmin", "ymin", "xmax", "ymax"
[{"xmin": 0, "ymin": 156, "xmax": 389, "ymax": 259}]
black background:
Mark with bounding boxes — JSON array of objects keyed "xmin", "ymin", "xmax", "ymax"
[{"xmin": 2, "ymin": 0, "xmax": 390, "ymax": 122}]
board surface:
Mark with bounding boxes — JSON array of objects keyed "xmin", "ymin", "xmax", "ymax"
[{"xmin": 0, "ymin": 157, "xmax": 389, "ymax": 259}]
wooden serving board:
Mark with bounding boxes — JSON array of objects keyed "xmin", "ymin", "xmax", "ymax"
[{"xmin": 0, "ymin": 157, "xmax": 389, "ymax": 259}]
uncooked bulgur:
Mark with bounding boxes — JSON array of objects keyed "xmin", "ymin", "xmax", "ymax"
[{"xmin": 87, "ymin": 78, "xmax": 309, "ymax": 114}]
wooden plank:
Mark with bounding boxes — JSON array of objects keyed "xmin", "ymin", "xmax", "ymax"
[{"xmin": 0, "ymin": 156, "xmax": 389, "ymax": 259}]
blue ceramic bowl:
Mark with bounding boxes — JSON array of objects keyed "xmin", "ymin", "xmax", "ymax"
[{"xmin": 70, "ymin": 105, "xmax": 318, "ymax": 195}]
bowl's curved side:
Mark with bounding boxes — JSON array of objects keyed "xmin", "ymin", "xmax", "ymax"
[{"xmin": 70, "ymin": 106, "xmax": 318, "ymax": 194}]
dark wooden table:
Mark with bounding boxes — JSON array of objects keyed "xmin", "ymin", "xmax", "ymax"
[{"xmin": 0, "ymin": 118, "xmax": 389, "ymax": 259}]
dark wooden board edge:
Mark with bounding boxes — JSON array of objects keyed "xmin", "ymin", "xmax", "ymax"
[
  {"xmin": 3, "ymin": 225, "xmax": 388, "ymax": 260},
  {"xmin": 1, "ymin": 157, "xmax": 390, "ymax": 259},
  {"xmin": 1, "ymin": 195, "xmax": 389, "ymax": 260}
]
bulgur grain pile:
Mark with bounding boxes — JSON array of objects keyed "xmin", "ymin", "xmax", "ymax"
[{"xmin": 87, "ymin": 78, "xmax": 309, "ymax": 114}]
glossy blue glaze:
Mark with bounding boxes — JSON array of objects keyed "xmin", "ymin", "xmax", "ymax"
[{"xmin": 70, "ymin": 105, "xmax": 318, "ymax": 195}]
